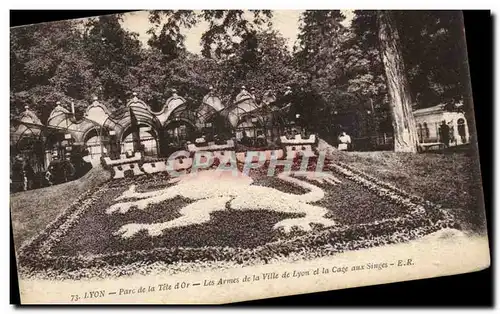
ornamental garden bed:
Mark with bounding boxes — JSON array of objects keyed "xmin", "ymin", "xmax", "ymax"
[{"xmin": 17, "ymin": 157, "xmax": 457, "ymax": 280}]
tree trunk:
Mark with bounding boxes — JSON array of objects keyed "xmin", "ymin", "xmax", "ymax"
[
  {"xmin": 377, "ymin": 11, "xmax": 418, "ymax": 153},
  {"xmin": 456, "ymin": 14, "xmax": 478, "ymax": 147}
]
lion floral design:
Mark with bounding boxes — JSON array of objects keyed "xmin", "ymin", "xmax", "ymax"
[{"xmin": 106, "ymin": 170, "xmax": 342, "ymax": 238}]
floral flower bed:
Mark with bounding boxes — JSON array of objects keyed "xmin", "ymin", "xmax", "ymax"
[{"xmin": 17, "ymin": 157, "xmax": 456, "ymax": 280}]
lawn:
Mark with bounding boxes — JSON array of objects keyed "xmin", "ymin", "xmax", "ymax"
[
  {"xmin": 10, "ymin": 165, "xmax": 112, "ymax": 251},
  {"xmin": 332, "ymin": 148, "xmax": 486, "ymax": 234}
]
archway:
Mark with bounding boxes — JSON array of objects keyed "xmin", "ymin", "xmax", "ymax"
[
  {"xmin": 11, "ymin": 122, "xmax": 46, "ymax": 173},
  {"xmin": 121, "ymin": 123, "xmax": 160, "ymax": 157},
  {"xmin": 83, "ymin": 128, "xmax": 106, "ymax": 161},
  {"xmin": 44, "ymin": 131, "xmax": 68, "ymax": 163},
  {"xmin": 10, "ymin": 127, "xmax": 46, "ymax": 192},
  {"xmin": 195, "ymin": 103, "xmax": 233, "ymax": 143},
  {"xmin": 236, "ymin": 114, "xmax": 266, "ymax": 148},
  {"xmin": 162, "ymin": 119, "xmax": 197, "ymax": 156},
  {"xmin": 202, "ymin": 113, "xmax": 233, "ymax": 143}
]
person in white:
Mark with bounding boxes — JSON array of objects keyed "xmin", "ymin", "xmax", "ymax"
[{"xmin": 338, "ymin": 132, "xmax": 351, "ymax": 151}]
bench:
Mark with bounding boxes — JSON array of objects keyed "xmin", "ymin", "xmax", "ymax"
[{"xmin": 418, "ymin": 142, "xmax": 445, "ymax": 152}]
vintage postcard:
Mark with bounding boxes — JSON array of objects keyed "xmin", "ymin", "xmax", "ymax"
[{"xmin": 10, "ymin": 9, "xmax": 490, "ymax": 304}]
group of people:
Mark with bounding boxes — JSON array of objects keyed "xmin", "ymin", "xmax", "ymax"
[
  {"xmin": 10, "ymin": 154, "xmax": 75, "ymax": 193},
  {"xmin": 10, "ymin": 148, "xmax": 92, "ymax": 193},
  {"xmin": 44, "ymin": 153, "xmax": 77, "ymax": 186},
  {"xmin": 438, "ymin": 120, "xmax": 467, "ymax": 148},
  {"xmin": 10, "ymin": 155, "xmax": 36, "ymax": 192}
]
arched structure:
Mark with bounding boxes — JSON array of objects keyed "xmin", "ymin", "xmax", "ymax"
[
  {"xmin": 222, "ymin": 86, "xmax": 261, "ymax": 129},
  {"xmin": 194, "ymin": 90, "xmax": 232, "ymax": 141},
  {"xmin": 10, "ymin": 106, "xmax": 46, "ymax": 172},
  {"xmin": 10, "ymin": 86, "xmax": 325, "ymax": 171},
  {"xmin": 83, "ymin": 127, "xmax": 109, "ymax": 161}
]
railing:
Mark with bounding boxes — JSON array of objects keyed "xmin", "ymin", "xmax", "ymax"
[{"xmin": 349, "ymin": 134, "xmax": 394, "ymax": 151}]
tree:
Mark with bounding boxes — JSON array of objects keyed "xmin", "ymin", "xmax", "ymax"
[
  {"xmin": 394, "ymin": 11, "xmax": 475, "ymax": 135},
  {"xmin": 295, "ymin": 10, "xmax": 351, "ymax": 92},
  {"xmin": 10, "ymin": 20, "xmax": 96, "ymax": 122},
  {"xmin": 377, "ymin": 11, "xmax": 418, "ymax": 152},
  {"xmin": 137, "ymin": 10, "xmax": 278, "ymax": 107},
  {"xmin": 350, "ymin": 11, "xmax": 473, "ymax": 111},
  {"xmin": 345, "ymin": 11, "xmax": 388, "ymax": 106},
  {"xmin": 213, "ymin": 30, "xmax": 305, "ymax": 102},
  {"xmin": 147, "ymin": 10, "xmax": 198, "ymax": 62},
  {"xmin": 147, "ymin": 10, "xmax": 273, "ymax": 59},
  {"xmin": 347, "ymin": 10, "xmax": 474, "ymax": 151},
  {"xmin": 294, "ymin": 10, "xmax": 371, "ymax": 137},
  {"xmin": 130, "ymin": 47, "xmax": 224, "ymax": 111},
  {"xmin": 82, "ymin": 14, "xmax": 143, "ymax": 108}
]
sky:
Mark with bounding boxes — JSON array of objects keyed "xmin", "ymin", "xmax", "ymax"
[{"xmin": 120, "ymin": 10, "xmax": 354, "ymax": 54}]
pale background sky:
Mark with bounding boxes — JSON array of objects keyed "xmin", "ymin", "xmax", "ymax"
[{"xmin": 120, "ymin": 10, "xmax": 354, "ymax": 54}]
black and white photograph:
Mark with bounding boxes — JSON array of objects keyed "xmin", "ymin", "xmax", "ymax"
[{"xmin": 9, "ymin": 9, "xmax": 490, "ymax": 304}]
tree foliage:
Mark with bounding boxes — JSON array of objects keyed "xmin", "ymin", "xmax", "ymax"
[
  {"xmin": 147, "ymin": 10, "xmax": 273, "ymax": 59},
  {"xmin": 292, "ymin": 10, "xmax": 472, "ymax": 143},
  {"xmin": 82, "ymin": 14, "xmax": 143, "ymax": 109},
  {"xmin": 10, "ymin": 10, "xmax": 473, "ymax": 150},
  {"xmin": 350, "ymin": 10, "xmax": 471, "ymax": 110},
  {"xmin": 10, "ymin": 20, "xmax": 96, "ymax": 121}
]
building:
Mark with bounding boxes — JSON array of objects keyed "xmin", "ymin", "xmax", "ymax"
[
  {"xmin": 413, "ymin": 104, "xmax": 470, "ymax": 147},
  {"xmin": 10, "ymin": 87, "xmax": 294, "ymax": 171}
]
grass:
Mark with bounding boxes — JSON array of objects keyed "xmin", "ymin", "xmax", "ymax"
[
  {"xmin": 10, "ymin": 165, "xmax": 111, "ymax": 251},
  {"xmin": 332, "ymin": 148, "xmax": 487, "ymax": 234}
]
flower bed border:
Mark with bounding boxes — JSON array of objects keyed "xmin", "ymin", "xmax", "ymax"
[
  {"xmin": 333, "ymin": 162, "xmax": 456, "ymax": 223},
  {"xmin": 17, "ymin": 162, "xmax": 457, "ymax": 280}
]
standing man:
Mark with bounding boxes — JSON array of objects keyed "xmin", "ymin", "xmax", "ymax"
[
  {"xmin": 439, "ymin": 121, "xmax": 450, "ymax": 148},
  {"xmin": 458, "ymin": 121, "xmax": 467, "ymax": 144},
  {"xmin": 11, "ymin": 155, "xmax": 25, "ymax": 192},
  {"xmin": 45, "ymin": 152, "xmax": 60, "ymax": 186},
  {"xmin": 22, "ymin": 158, "xmax": 35, "ymax": 191}
]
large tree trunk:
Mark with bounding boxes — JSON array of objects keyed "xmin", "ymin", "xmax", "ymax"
[
  {"xmin": 456, "ymin": 13, "xmax": 478, "ymax": 147},
  {"xmin": 377, "ymin": 11, "xmax": 418, "ymax": 153}
]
